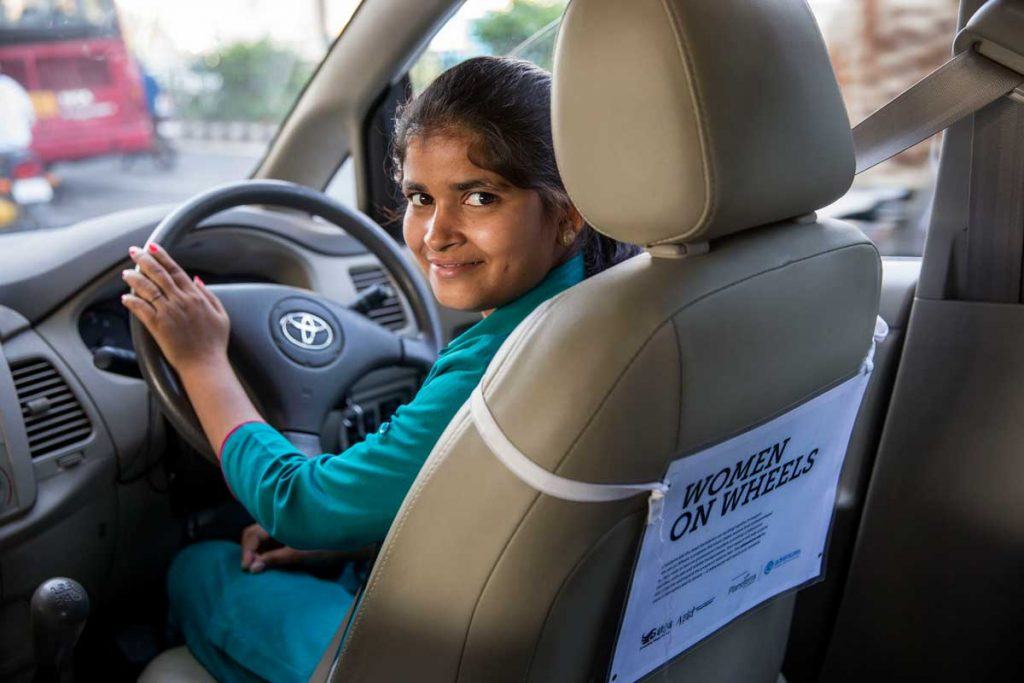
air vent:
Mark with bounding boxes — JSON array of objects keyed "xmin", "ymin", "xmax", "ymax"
[
  {"xmin": 349, "ymin": 266, "xmax": 408, "ymax": 331},
  {"xmin": 10, "ymin": 358, "xmax": 92, "ymax": 459}
]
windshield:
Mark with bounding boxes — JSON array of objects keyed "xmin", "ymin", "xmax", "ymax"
[{"xmin": 0, "ymin": 0, "xmax": 361, "ymax": 234}]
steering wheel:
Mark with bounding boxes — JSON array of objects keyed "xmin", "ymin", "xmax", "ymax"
[{"xmin": 129, "ymin": 180, "xmax": 443, "ymax": 461}]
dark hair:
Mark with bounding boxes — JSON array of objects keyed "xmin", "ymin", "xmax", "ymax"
[{"xmin": 392, "ymin": 56, "xmax": 640, "ymax": 277}]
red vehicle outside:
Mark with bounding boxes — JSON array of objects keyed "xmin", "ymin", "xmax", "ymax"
[{"xmin": 0, "ymin": 0, "xmax": 153, "ymax": 165}]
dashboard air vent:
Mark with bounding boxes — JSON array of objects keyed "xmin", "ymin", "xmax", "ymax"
[
  {"xmin": 10, "ymin": 358, "xmax": 92, "ymax": 458},
  {"xmin": 349, "ymin": 266, "xmax": 407, "ymax": 331}
]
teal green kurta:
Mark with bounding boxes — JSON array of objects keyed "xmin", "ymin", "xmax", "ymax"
[{"xmin": 168, "ymin": 253, "xmax": 584, "ymax": 683}]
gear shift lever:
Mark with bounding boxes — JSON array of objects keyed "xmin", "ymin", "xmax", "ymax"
[{"xmin": 31, "ymin": 578, "xmax": 89, "ymax": 683}]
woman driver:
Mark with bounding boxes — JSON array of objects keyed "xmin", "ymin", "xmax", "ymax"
[{"xmin": 121, "ymin": 57, "xmax": 638, "ymax": 682}]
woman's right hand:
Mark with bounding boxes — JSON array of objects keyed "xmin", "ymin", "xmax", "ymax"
[{"xmin": 121, "ymin": 243, "xmax": 230, "ymax": 374}]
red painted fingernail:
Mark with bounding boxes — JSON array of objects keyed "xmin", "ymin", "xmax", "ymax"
[
  {"xmin": 148, "ymin": 243, "xmax": 158, "ymax": 253},
  {"xmin": 194, "ymin": 275, "xmax": 204, "ymax": 286},
  {"xmin": 129, "ymin": 246, "xmax": 138, "ymax": 256}
]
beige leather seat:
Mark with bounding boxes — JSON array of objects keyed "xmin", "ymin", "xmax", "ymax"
[{"xmin": 142, "ymin": 0, "xmax": 880, "ymax": 680}]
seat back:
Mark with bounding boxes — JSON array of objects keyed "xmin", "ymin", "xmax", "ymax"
[{"xmin": 331, "ymin": 0, "xmax": 881, "ymax": 680}]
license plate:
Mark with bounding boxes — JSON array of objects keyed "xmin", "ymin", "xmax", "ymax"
[{"xmin": 12, "ymin": 177, "xmax": 53, "ymax": 205}]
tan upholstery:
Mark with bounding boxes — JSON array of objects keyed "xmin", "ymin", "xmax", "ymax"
[
  {"xmin": 552, "ymin": 0, "xmax": 855, "ymax": 246},
  {"xmin": 333, "ymin": 220, "xmax": 880, "ymax": 681},
  {"xmin": 138, "ymin": 646, "xmax": 215, "ymax": 683}
]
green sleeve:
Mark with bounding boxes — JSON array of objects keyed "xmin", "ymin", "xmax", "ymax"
[{"xmin": 220, "ymin": 362, "xmax": 482, "ymax": 551}]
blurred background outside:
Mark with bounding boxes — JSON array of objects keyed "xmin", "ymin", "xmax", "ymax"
[{"xmin": 0, "ymin": 0, "xmax": 958, "ymax": 256}]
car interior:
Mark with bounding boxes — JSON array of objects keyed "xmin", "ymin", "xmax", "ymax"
[{"xmin": 0, "ymin": 0, "xmax": 1020, "ymax": 681}]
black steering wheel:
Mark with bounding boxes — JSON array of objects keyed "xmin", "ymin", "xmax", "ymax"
[{"xmin": 130, "ymin": 180, "xmax": 442, "ymax": 461}]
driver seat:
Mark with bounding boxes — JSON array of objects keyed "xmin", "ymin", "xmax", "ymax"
[{"xmin": 142, "ymin": 0, "xmax": 880, "ymax": 680}]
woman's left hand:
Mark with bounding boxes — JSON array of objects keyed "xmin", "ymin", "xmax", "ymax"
[
  {"xmin": 120, "ymin": 243, "xmax": 230, "ymax": 373},
  {"xmin": 240, "ymin": 523, "xmax": 373, "ymax": 573}
]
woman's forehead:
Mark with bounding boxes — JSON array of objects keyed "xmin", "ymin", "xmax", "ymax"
[{"xmin": 404, "ymin": 134, "xmax": 506, "ymax": 184}]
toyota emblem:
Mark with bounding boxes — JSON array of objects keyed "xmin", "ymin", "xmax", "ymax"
[{"xmin": 279, "ymin": 312, "xmax": 334, "ymax": 350}]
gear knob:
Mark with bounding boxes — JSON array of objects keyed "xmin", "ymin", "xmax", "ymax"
[{"xmin": 31, "ymin": 578, "xmax": 89, "ymax": 683}]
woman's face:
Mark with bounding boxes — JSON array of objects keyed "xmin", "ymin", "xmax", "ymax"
[{"xmin": 401, "ymin": 132, "xmax": 574, "ymax": 315}]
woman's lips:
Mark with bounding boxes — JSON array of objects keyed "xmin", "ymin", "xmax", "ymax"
[{"xmin": 429, "ymin": 260, "xmax": 484, "ymax": 279}]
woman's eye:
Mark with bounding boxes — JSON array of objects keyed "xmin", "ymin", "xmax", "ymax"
[
  {"xmin": 465, "ymin": 192, "xmax": 498, "ymax": 207},
  {"xmin": 408, "ymin": 192, "xmax": 432, "ymax": 207}
]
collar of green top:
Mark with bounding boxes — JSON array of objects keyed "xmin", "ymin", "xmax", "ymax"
[{"xmin": 443, "ymin": 251, "xmax": 585, "ymax": 354}]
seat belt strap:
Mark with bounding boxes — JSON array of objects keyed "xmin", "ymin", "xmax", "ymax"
[
  {"xmin": 468, "ymin": 387, "xmax": 670, "ymax": 506},
  {"xmin": 853, "ymin": 48, "xmax": 1024, "ymax": 174}
]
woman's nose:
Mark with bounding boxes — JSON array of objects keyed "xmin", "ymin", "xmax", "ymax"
[{"xmin": 424, "ymin": 205, "xmax": 463, "ymax": 252}]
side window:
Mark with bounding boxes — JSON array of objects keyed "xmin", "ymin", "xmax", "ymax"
[
  {"xmin": 809, "ymin": 0, "xmax": 959, "ymax": 256},
  {"xmin": 324, "ymin": 156, "xmax": 357, "ymax": 207},
  {"xmin": 409, "ymin": 0, "xmax": 568, "ymax": 93}
]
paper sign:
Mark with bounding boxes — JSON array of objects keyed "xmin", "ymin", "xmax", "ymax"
[{"xmin": 608, "ymin": 369, "xmax": 870, "ymax": 682}]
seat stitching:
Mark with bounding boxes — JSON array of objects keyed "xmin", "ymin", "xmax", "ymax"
[
  {"xmin": 523, "ymin": 511, "xmax": 645, "ymax": 679},
  {"xmin": 486, "ymin": 292, "xmax": 565, "ymax": 390},
  {"xmin": 336, "ymin": 410, "xmax": 473, "ymax": 670},
  {"xmin": 650, "ymin": 0, "xmax": 717, "ymax": 246},
  {"xmin": 671, "ymin": 318, "xmax": 685, "ymax": 452},
  {"xmin": 453, "ymin": 294, "xmax": 588, "ymax": 681},
  {"xmin": 346, "ymin": 297, "xmax": 561, "ymax": 679},
  {"xmin": 453, "ymin": 491, "xmax": 544, "ymax": 682}
]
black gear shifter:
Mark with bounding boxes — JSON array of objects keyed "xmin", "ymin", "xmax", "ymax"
[{"xmin": 31, "ymin": 578, "xmax": 89, "ymax": 683}]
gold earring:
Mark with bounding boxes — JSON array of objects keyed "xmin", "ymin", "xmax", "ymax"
[{"xmin": 559, "ymin": 230, "xmax": 575, "ymax": 247}]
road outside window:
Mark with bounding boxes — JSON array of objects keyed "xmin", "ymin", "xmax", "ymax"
[{"xmin": 0, "ymin": 0, "xmax": 361, "ymax": 234}]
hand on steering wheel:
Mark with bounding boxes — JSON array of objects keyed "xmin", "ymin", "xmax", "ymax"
[
  {"xmin": 121, "ymin": 242, "xmax": 230, "ymax": 374},
  {"xmin": 129, "ymin": 180, "xmax": 443, "ymax": 461}
]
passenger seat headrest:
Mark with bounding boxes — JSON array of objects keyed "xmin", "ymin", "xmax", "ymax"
[{"xmin": 552, "ymin": 0, "xmax": 855, "ymax": 246}]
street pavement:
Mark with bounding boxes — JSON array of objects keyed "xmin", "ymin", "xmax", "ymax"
[{"xmin": 40, "ymin": 140, "xmax": 263, "ymax": 230}]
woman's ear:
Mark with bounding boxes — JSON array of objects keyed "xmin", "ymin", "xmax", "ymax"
[
  {"xmin": 565, "ymin": 204, "xmax": 584, "ymax": 233},
  {"xmin": 551, "ymin": 198, "xmax": 585, "ymax": 247},
  {"xmin": 557, "ymin": 204, "xmax": 584, "ymax": 244}
]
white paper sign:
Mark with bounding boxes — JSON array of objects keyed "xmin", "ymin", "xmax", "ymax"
[{"xmin": 608, "ymin": 369, "xmax": 871, "ymax": 682}]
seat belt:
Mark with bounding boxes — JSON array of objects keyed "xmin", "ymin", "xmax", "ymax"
[{"xmin": 852, "ymin": 48, "xmax": 1024, "ymax": 173}]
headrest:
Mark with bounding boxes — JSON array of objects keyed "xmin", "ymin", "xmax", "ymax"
[{"xmin": 552, "ymin": 0, "xmax": 855, "ymax": 246}]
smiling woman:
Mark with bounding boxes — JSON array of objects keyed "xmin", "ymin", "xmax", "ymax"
[{"xmin": 397, "ymin": 56, "xmax": 639, "ymax": 314}]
